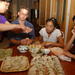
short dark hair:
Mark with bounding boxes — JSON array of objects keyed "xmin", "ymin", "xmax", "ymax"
[
  {"xmin": 46, "ymin": 17, "xmax": 60, "ymax": 29},
  {"xmin": 72, "ymin": 16, "xmax": 75, "ymax": 21},
  {"xmin": 18, "ymin": 7, "xmax": 29, "ymax": 12}
]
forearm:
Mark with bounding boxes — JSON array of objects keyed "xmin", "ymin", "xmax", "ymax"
[
  {"xmin": 51, "ymin": 42, "xmax": 64, "ymax": 48},
  {"xmin": 65, "ymin": 35, "xmax": 75, "ymax": 50},
  {"xmin": 53, "ymin": 36, "xmax": 64, "ymax": 48},
  {"xmin": 0, "ymin": 24, "xmax": 20, "ymax": 31},
  {"xmin": 63, "ymin": 50, "xmax": 75, "ymax": 59}
]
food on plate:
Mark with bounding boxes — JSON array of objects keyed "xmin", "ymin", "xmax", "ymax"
[
  {"xmin": 0, "ymin": 48, "xmax": 12, "ymax": 61},
  {"xmin": 29, "ymin": 44, "xmax": 43, "ymax": 53},
  {"xmin": 28, "ymin": 44, "xmax": 43, "ymax": 57},
  {"xmin": 29, "ymin": 44, "xmax": 42, "ymax": 50},
  {"xmin": 50, "ymin": 47, "xmax": 64, "ymax": 55},
  {"xmin": 51, "ymin": 56, "xmax": 64, "ymax": 75},
  {"xmin": 28, "ymin": 55, "xmax": 64, "ymax": 75},
  {"xmin": 49, "ymin": 47, "xmax": 72, "ymax": 62},
  {"xmin": 0, "ymin": 56, "xmax": 29, "ymax": 72}
]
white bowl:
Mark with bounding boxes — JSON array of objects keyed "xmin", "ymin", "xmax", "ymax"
[
  {"xmin": 17, "ymin": 45, "xmax": 28, "ymax": 53},
  {"xmin": 41, "ymin": 49, "xmax": 50, "ymax": 54},
  {"xmin": 18, "ymin": 49, "xmax": 27, "ymax": 53}
]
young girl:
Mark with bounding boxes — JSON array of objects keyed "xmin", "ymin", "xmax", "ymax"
[
  {"xmin": 39, "ymin": 18, "xmax": 64, "ymax": 48},
  {"xmin": 39, "ymin": 17, "xmax": 75, "ymax": 59}
]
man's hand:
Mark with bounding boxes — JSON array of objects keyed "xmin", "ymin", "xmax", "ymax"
[{"xmin": 13, "ymin": 25, "xmax": 32, "ymax": 33}]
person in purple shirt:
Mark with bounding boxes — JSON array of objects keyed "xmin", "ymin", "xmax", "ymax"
[
  {"xmin": 0, "ymin": 0, "xmax": 32, "ymax": 32},
  {"xmin": 0, "ymin": 14, "xmax": 8, "ymax": 41},
  {"xmin": 0, "ymin": 0, "xmax": 32, "ymax": 42},
  {"xmin": 0, "ymin": 1, "xmax": 23, "ymax": 31},
  {"xmin": 0, "ymin": 15, "xmax": 7, "ymax": 24}
]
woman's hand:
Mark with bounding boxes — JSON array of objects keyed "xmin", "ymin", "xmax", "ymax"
[
  {"xmin": 72, "ymin": 29, "xmax": 75, "ymax": 37},
  {"xmin": 22, "ymin": 26, "xmax": 32, "ymax": 33},
  {"xmin": 12, "ymin": 25, "xmax": 32, "ymax": 33},
  {"xmin": 19, "ymin": 25, "xmax": 32, "ymax": 33}
]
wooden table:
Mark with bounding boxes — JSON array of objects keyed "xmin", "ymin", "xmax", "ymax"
[{"xmin": 0, "ymin": 46, "xmax": 75, "ymax": 75}]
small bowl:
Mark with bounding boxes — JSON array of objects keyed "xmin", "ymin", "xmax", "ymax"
[
  {"xmin": 41, "ymin": 49, "xmax": 50, "ymax": 54},
  {"xmin": 17, "ymin": 45, "xmax": 28, "ymax": 53},
  {"xmin": 19, "ymin": 49, "xmax": 27, "ymax": 53}
]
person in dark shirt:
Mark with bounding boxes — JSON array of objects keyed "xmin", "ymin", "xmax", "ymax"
[{"xmin": 8, "ymin": 8, "xmax": 35, "ymax": 46}]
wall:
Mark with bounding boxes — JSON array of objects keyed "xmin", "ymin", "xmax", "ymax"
[
  {"xmin": 39, "ymin": 0, "xmax": 75, "ymax": 43},
  {"xmin": 39, "ymin": 0, "xmax": 65, "ymax": 28},
  {"xmin": 11, "ymin": 0, "xmax": 34, "ymax": 20}
]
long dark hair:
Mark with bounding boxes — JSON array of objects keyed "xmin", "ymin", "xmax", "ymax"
[
  {"xmin": 46, "ymin": 17, "xmax": 60, "ymax": 29},
  {"xmin": 72, "ymin": 16, "xmax": 75, "ymax": 22}
]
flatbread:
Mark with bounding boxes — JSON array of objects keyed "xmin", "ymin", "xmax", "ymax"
[
  {"xmin": 0, "ymin": 56, "xmax": 29, "ymax": 72},
  {"xmin": 0, "ymin": 48, "xmax": 12, "ymax": 61}
]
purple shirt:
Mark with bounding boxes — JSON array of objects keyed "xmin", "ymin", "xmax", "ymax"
[{"xmin": 0, "ymin": 15, "xmax": 7, "ymax": 24}]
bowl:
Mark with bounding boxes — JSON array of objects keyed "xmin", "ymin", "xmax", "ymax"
[
  {"xmin": 41, "ymin": 49, "xmax": 50, "ymax": 54},
  {"xmin": 18, "ymin": 49, "xmax": 27, "ymax": 53},
  {"xmin": 17, "ymin": 45, "xmax": 28, "ymax": 53}
]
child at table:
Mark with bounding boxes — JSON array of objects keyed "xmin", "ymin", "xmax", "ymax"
[
  {"xmin": 39, "ymin": 17, "xmax": 75, "ymax": 59},
  {"xmin": 39, "ymin": 17, "xmax": 64, "ymax": 48}
]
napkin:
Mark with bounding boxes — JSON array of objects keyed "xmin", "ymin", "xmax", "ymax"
[{"xmin": 58, "ymin": 55, "xmax": 71, "ymax": 62}]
